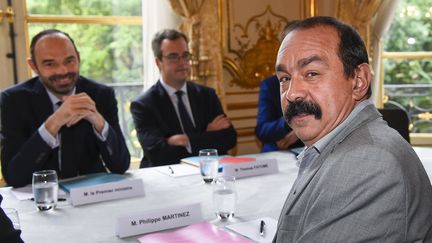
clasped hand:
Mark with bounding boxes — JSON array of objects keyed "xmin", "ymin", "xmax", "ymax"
[
  {"xmin": 206, "ymin": 114, "xmax": 231, "ymax": 132},
  {"xmin": 45, "ymin": 93, "xmax": 105, "ymax": 136}
]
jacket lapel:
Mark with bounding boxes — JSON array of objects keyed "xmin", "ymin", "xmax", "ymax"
[
  {"xmin": 281, "ymin": 154, "xmax": 325, "ymax": 216},
  {"xmin": 155, "ymin": 81, "xmax": 183, "ymax": 133},
  {"xmin": 31, "ymin": 79, "xmax": 54, "ymax": 124}
]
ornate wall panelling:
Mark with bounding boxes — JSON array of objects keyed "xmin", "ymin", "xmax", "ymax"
[{"xmin": 219, "ymin": 0, "xmax": 312, "ymax": 154}]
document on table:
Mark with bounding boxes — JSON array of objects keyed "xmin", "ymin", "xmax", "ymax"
[
  {"xmin": 226, "ymin": 217, "xmax": 278, "ymax": 243},
  {"xmin": 59, "ymin": 172, "xmax": 126, "ymax": 193},
  {"xmin": 155, "ymin": 164, "xmax": 200, "ymax": 178}
]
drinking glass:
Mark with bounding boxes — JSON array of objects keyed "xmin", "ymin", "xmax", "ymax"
[
  {"xmin": 213, "ymin": 176, "xmax": 236, "ymax": 220},
  {"xmin": 199, "ymin": 149, "xmax": 219, "ymax": 183},
  {"xmin": 3, "ymin": 208, "xmax": 20, "ymax": 230},
  {"xmin": 32, "ymin": 170, "xmax": 59, "ymax": 211}
]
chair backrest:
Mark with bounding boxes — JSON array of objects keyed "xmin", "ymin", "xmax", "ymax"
[{"xmin": 378, "ymin": 108, "xmax": 410, "ymax": 143}]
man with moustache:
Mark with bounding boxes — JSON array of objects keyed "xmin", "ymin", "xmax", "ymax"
[
  {"xmin": 131, "ymin": 29, "xmax": 237, "ymax": 167},
  {"xmin": 273, "ymin": 16, "xmax": 432, "ymax": 242},
  {"xmin": 0, "ymin": 29, "xmax": 130, "ymax": 187}
]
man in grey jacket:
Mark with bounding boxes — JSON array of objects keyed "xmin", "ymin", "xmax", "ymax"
[{"xmin": 273, "ymin": 16, "xmax": 432, "ymax": 242}]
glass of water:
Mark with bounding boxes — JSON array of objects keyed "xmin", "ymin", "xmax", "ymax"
[
  {"xmin": 213, "ymin": 176, "xmax": 236, "ymax": 220},
  {"xmin": 199, "ymin": 149, "xmax": 219, "ymax": 184},
  {"xmin": 32, "ymin": 170, "xmax": 59, "ymax": 211}
]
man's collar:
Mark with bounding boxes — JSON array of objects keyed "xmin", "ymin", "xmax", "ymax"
[
  {"xmin": 160, "ymin": 79, "xmax": 187, "ymax": 96},
  {"xmin": 313, "ymin": 99, "xmax": 374, "ymax": 153},
  {"xmin": 39, "ymin": 78, "xmax": 76, "ymax": 105}
]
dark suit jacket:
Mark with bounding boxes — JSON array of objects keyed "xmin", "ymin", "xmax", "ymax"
[
  {"xmin": 0, "ymin": 76, "xmax": 130, "ymax": 187},
  {"xmin": 131, "ymin": 81, "xmax": 237, "ymax": 167},
  {"xmin": 256, "ymin": 75, "xmax": 303, "ymax": 152},
  {"xmin": 0, "ymin": 195, "xmax": 23, "ymax": 243}
]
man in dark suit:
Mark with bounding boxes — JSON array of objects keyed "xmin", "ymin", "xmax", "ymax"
[
  {"xmin": 131, "ymin": 29, "xmax": 237, "ymax": 167},
  {"xmin": 0, "ymin": 29, "xmax": 130, "ymax": 187}
]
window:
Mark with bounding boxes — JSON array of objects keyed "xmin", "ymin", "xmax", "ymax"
[
  {"xmin": 383, "ymin": 0, "xmax": 432, "ymax": 144},
  {"xmin": 25, "ymin": 0, "xmax": 144, "ymax": 159}
]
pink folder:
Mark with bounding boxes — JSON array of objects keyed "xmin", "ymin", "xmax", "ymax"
[{"xmin": 138, "ymin": 222, "xmax": 252, "ymax": 243}]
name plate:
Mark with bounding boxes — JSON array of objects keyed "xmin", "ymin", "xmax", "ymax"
[
  {"xmin": 70, "ymin": 178, "xmax": 144, "ymax": 206},
  {"xmin": 116, "ymin": 203, "xmax": 203, "ymax": 238},
  {"xmin": 222, "ymin": 159, "xmax": 279, "ymax": 179}
]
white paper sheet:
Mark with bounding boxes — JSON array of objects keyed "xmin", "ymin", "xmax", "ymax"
[
  {"xmin": 11, "ymin": 185, "xmax": 33, "ymax": 200},
  {"xmin": 226, "ymin": 217, "xmax": 278, "ymax": 243},
  {"xmin": 155, "ymin": 164, "xmax": 200, "ymax": 178}
]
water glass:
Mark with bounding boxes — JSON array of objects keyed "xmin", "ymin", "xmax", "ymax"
[
  {"xmin": 4, "ymin": 208, "xmax": 20, "ymax": 230},
  {"xmin": 32, "ymin": 170, "xmax": 59, "ymax": 211},
  {"xmin": 213, "ymin": 176, "xmax": 236, "ymax": 220},
  {"xmin": 199, "ymin": 149, "xmax": 219, "ymax": 183}
]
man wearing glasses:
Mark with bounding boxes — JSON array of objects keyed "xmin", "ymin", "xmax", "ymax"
[{"xmin": 131, "ymin": 29, "xmax": 237, "ymax": 167}]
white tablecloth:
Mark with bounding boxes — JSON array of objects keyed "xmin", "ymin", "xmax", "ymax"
[{"xmin": 1, "ymin": 147, "xmax": 431, "ymax": 243}]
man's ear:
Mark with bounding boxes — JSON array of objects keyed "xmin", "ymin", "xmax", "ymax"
[
  {"xmin": 352, "ymin": 63, "xmax": 371, "ymax": 101},
  {"xmin": 26, "ymin": 58, "xmax": 39, "ymax": 75},
  {"xmin": 155, "ymin": 57, "xmax": 162, "ymax": 71}
]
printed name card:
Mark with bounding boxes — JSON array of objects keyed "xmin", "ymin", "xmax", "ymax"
[
  {"xmin": 70, "ymin": 178, "xmax": 144, "ymax": 206},
  {"xmin": 116, "ymin": 203, "xmax": 203, "ymax": 238},
  {"xmin": 222, "ymin": 159, "xmax": 279, "ymax": 179}
]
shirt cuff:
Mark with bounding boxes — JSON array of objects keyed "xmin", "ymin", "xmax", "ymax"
[
  {"xmin": 93, "ymin": 121, "xmax": 109, "ymax": 141},
  {"xmin": 38, "ymin": 123, "xmax": 59, "ymax": 149}
]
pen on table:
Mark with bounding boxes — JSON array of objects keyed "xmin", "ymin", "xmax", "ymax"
[
  {"xmin": 168, "ymin": 166, "xmax": 175, "ymax": 174},
  {"xmin": 30, "ymin": 198, "xmax": 67, "ymax": 202},
  {"xmin": 260, "ymin": 220, "xmax": 266, "ymax": 237}
]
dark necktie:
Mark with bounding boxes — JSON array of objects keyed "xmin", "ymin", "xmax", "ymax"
[
  {"xmin": 175, "ymin": 90, "xmax": 195, "ymax": 133},
  {"xmin": 57, "ymin": 101, "xmax": 77, "ymax": 178}
]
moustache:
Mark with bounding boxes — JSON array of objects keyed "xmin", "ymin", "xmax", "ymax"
[
  {"xmin": 48, "ymin": 72, "xmax": 77, "ymax": 82},
  {"xmin": 284, "ymin": 100, "xmax": 322, "ymax": 124}
]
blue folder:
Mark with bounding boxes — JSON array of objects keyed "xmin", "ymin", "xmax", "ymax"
[{"xmin": 59, "ymin": 173, "xmax": 126, "ymax": 193}]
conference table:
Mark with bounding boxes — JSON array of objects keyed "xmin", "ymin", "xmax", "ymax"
[{"xmin": 1, "ymin": 147, "xmax": 432, "ymax": 243}]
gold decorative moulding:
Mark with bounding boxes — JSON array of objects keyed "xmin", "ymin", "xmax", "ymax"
[{"xmin": 224, "ymin": 6, "xmax": 288, "ymax": 89}]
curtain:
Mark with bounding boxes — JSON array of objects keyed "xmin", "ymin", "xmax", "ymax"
[
  {"xmin": 337, "ymin": 0, "xmax": 398, "ymax": 105},
  {"xmin": 169, "ymin": 0, "xmax": 203, "ymax": 18},
  {"xmin": 337, "ymin": 0, "xmax": 382, "ymax": 55},
  {"xmin": 370, "ymin": 0, "xmax": 400, "ymax": 106},
  {"xmin": 167, "ymin": 0, "xmax": 225, "ymax": 103},
  {"xmin": 142, "ymin": 0, "xmax": 180, "ymax": 91},
  {"xmin": 168, "ymin": 0, "xmax": 205, "ymax": 85}
]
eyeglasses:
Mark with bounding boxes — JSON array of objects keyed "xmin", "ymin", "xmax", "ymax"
[{"xmin": 161, "ymin": 52, "xmax": 192, "ymax": 63}]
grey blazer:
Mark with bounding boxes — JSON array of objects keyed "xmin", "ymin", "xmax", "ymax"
[{"xmin": 274, "ymin": 104, "xmax": 432, "ymax": 242}]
